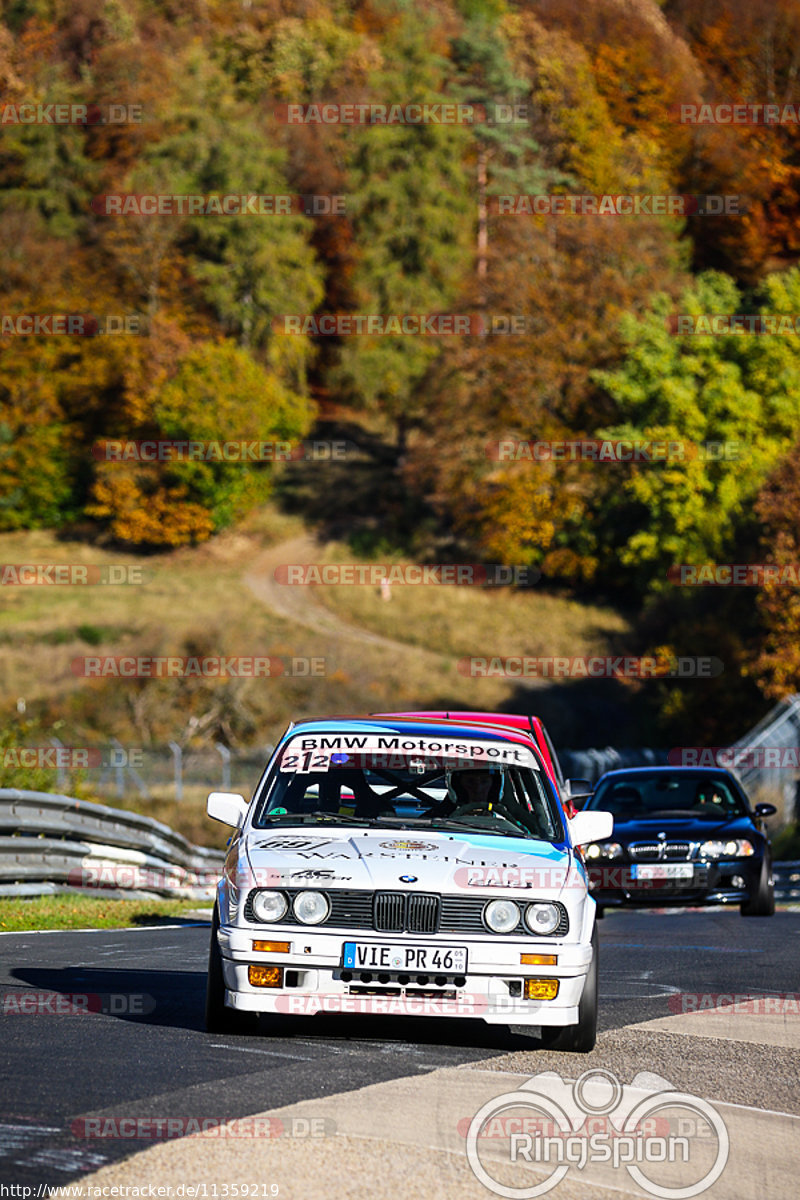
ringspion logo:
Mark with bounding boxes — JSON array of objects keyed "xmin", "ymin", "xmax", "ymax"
[{"xmin": 465, "ymin": 1069, "xmax": 728, "ymax": 1198}]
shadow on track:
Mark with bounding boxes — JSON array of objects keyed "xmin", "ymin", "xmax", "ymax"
[{"xmin": 12, "ymin": 963, "xmax": 554, "ymax": 1052}]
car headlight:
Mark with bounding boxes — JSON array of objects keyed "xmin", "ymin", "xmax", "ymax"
[
  {"xmin": 484, "ymin": 899, "xmax": 521, "ymax": 934},
  {"xmin": 698, "ymin": 838, "xmax": 755, "ymax": 859},
  {"xmin": 524, "ymin": 902, "xmax": 561, "ymax": 935},
  {"xmin": 251, "ymin": 890, "xmax": 288, "ymax": 922},
  {"xmin": 292, "ymin": 890, "xmax": 330, "ymax": 925},
  {"xmin": 585, "ymin": 842, "xmax": 623, "ymax": 860}
]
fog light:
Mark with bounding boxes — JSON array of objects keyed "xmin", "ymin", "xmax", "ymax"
[
  {"xmin": 731, "ymin": 875, "xmax": 746, "ymax": 888},
  {"xmin": 520, "ymin": 953, "xmax": 558, "ymax": 966},
  {"xmin": 524, "ymin": 978, "xmax": 559, "ymax": 1000},
  {"xmin": 252, "ymin": 941, "xmax": 290, "ymax": 953},
  {"xmin": 248, "ymin": 965, "xmax": 284, "ymax": 988}
]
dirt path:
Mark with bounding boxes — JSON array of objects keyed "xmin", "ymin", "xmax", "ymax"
[{"xmin": 243, "ymin": 535, "xmax": 440, "ymax": 658}]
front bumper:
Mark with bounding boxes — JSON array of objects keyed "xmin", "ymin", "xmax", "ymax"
[
  {"xmin": 217, "ymin": 924, "xmax": 593, "ymax": 1026},
  {"xmin": 588, "ymin": 857, "xmax": 762, "ymax": 908}
]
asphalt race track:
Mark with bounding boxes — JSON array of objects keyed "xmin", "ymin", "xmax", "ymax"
[{"xmin": 1, "ymin": 909, "xmax": 799, "ymax": 1199}]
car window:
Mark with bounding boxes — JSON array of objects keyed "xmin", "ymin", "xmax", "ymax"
[
  {"xmin": 251, "ymin": 738, "xmax": 564, "ymax": 841},
  {"xmin": 589, "ymin": 774, "xmax": 748, "ymax": 819}
]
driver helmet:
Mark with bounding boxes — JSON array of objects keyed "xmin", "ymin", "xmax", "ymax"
[
  {"xmin": 446, "ymin": 767, "xmax": 505, "ymax": 808},
  {"xmin": 695, "ymin": 780, "xmax": 725, "ymax": 806}
]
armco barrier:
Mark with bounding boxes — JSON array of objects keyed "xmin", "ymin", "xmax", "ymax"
[
  {"xmin": 774, "ymin": 861, "xmax": 800, "ymax": 904},
  {"xmin": 559, "ymin": 746, "xmax": 669, "ymax": 783},
  {"xmin": 0, "ymin": 789, "xmax": 224, "ymax": 899}
]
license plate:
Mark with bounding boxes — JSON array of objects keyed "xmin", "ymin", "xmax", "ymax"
[
  {"xmin": 631, "ymin": 863, "xmax": 694, "ymax": 881},
  {"xmin": 342, "ymin": 941, "xmax": 468, "ymax": 972}
]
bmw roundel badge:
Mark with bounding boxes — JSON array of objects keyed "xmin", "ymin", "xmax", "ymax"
[{"xmin": 399, "ymin": 875, "xmax": 418, "ymax": 883}]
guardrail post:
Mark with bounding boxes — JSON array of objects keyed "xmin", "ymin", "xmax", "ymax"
[
  {"xmin": 110, "ymin": 738, "xmax": 126, "ymax": 799},
  {"xmin": 49, "ymin": 738, "xmax": 67, "ymax": 791},
  {"xmin": 168, "ymin": 741, "xmax": 183, "ymax": 802},
  {"xmin": 216, "ymin": 743, "xmax": 231, "ymax": 791}
]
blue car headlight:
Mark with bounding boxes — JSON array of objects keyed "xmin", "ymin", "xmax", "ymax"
[
  {"xmin": 585, "ymin": 842, "xmax": 623, "ymax": 860},
  {"xmin": 698, "ymin": 838, "xmax": 755, "ymax": 859}
]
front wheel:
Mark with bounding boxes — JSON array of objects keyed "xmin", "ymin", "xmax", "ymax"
[
  {"xmin": 740, "ymin": 857, "xmax": 775, "ymax": 917},
  {"xmin": 205, "ymin": 904, "xmax": 252, "ymax": 1033},
  {"xmin": 539, "ymin": 924, "xmax": 598, "ymax": 1053}
]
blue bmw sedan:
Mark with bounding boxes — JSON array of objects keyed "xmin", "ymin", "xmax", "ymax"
[{"xmin": 579, "ymin": 766, "xmax": 776, "ymax": 917}]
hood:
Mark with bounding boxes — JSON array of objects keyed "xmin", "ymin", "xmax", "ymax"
[
  {"xmin": 613, "ymin": 813, "xmax": 757, "ymax": 841},
  {"xmin": 245, "ymin": 827, "xmax": 573, "ymax": 897}
]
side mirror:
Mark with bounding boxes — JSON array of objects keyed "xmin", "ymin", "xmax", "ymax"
[
  {"xmin": 568, "ymin": 809, "xmax": 614, "ymax": 847},
  {"xmin": 207, "ymin": 791, "xmax": 248, "ymax": 828},
  {"xmin": 565, "ymin": 778, "xmax": 593, "ymax": 800},
  {"xmin": 563, "ymin": 777, "xmax": 594, "ymax": 806},
  {"xmin": 754, "ymin": 802, "xmax": 777, "ymax": 817}
]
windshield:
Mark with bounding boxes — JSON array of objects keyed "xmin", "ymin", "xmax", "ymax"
[
  {"xmin": 251, "ymin": 736, "xmax": 564, "ymax": 841},
  {"xmin": 587, "ymin": 773, "xmax": 749, "ymax": 820}
]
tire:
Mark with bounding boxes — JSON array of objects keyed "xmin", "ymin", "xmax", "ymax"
[
  {"xmin": 205, "ymin": 904, "xmax": 251, "ymax": 1034},
  {"xmin": 740, "ymin": 857, "xmax": 775, "ymax": 917},
  {"xmin": 539, "ymin": 924, "xmax": 598, "ymax": 1053}
]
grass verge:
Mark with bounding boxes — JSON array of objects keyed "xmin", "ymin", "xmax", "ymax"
[{"xmin": 0, "ymin": 895, "xmax": 210, "ymax": 932}]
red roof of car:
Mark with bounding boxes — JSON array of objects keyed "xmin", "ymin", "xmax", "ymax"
[{"xmin": 373, "ymin": 710, "xmax": 562, "ymax": 791}]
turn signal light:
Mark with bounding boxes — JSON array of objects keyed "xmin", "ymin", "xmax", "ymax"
[
  {"xmin": 248, "ymin": 965, "xmax": 284, "ymax": 988},
  {"xmin": 520, "ymin": 953, "xmax": 558, "ymax": 966},
  {"xmin": 523, "ymin": 978, "xmax": 559, "ymax": 1000},
  {"xmin": 252, "ymin": 940, "xmax": 290, "ymax": 953}
]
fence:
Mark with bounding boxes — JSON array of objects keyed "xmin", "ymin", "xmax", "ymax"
[
  {"xmin": 723, "ymin": 694, "xmax": 800, "ymax": 824},
  {"xmin": 37, "ymin": 740, "xmax": 274, "ymax": 802},
  {"xmin": 0, "ymin": 789, "xmax": 224, "ymax": 900}
]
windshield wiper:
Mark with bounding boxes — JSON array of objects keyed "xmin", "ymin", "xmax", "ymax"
[
  {"xmin": 258, "ymin": 812, "xmax": 421, "ymax": 828},
  {"xmin": 260, "ymin": 811, "xmax": 376, "ymax": 826},
  {"xmin": 420, "ymin": 818, "xmax": 530, "ymax": 837}
]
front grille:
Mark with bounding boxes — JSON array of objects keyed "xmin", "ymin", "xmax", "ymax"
[
  {"xmin": 629, "ymin": 842, "xmax": 691, "ymax": 861},
  {"xmin": 409, "ymin": 893, "xmax": 439, "ymax": 933},
  {"xmin": 245, "ymin": 888, "xmax": 567, "ymax": 936}
]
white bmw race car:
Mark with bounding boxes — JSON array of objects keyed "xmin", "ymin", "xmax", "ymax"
[{"xmin": 205, "ymin": 716, "xmax": 612, "ymax": 1051}]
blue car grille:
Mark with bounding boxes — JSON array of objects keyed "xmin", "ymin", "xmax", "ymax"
[{"xmin": 629, "ymin": 842, "xmax": 692, "ymax": 861}]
